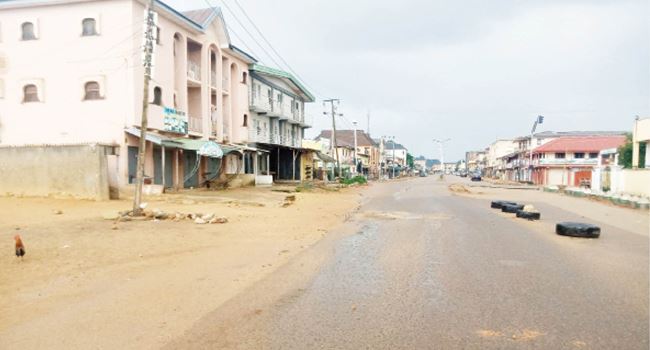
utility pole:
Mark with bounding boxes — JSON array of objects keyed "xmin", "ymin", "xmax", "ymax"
[
  {"xmin": 133, "ymin": 0, "xmax": 155, "ymax": 216},
  {"xmin": 352, "ymin": 120, "xmax": 358, "ymax": 175},
  {"xmin": 323, "ymin": 99, "xmax": 341, "ymax": 178}
]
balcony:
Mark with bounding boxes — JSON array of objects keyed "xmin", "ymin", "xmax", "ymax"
[
  {"xmin": 188, "ymin": 115, "xmax": 202, "ymax": 134},
  {"xmin": 210, "ymin": 71, "xmax": 217, "ymax": 88},
  {"xmin": 537, "ymin": 158, "xmax": 598, "ymax": 166},
  {"xmin": 211, "ymin": 119, "xmax": 218, "ymax": 137},
  {"xmin": 222, "ymin": 77, "xmax": 229, "ymax": 92},
  {"xmin": 187, "ymin": 61, "xmax": 201, "ymax": 83}
]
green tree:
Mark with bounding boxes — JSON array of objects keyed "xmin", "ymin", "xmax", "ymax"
[
  {"xmin": 618, "ymin": 133, "xmax": 646, "ymax": 169},
  {"xmin": 406, "ymin": 153, "xmax": 415, "ymax": 169}
]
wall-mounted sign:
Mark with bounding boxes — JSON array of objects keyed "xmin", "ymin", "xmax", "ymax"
[{"xmin": 163, "ymin": 107, "xmax": 188, "ymax": 134}]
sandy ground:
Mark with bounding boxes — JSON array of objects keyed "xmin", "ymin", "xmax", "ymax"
[{"xmin": 0, "ymin": 185, "xmax": 362, "ymax": 349}]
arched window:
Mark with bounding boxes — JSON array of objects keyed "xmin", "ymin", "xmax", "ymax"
[
  {"xmin": 82, "ymin": 18, "xmax": 97, "ymax": 36},
  {"xmin": 243, "ymin": 114, "xmax": 248, "ymax": 127},
  {"xmin": 21, "ymin": 22, "xmax": 36, "ymax": 41},
  {"xmin": 23, "ymin": 84, "xmax": 39, "ymax": 102},
  {"xmin": 242, "ymin": 72, "xmax": 247, "ymax": 84},
  {"xmin": 84, "ymin": 81, "xmax": 101, "ymax": 100},
  {"xmin": 152, "ymin": 86, "xmax": 162, "ymax": 105}
]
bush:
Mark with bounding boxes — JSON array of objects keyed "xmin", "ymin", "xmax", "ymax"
[{"xmin": 341, "ymin": 175, "xmax": 367, "ymax": 185}]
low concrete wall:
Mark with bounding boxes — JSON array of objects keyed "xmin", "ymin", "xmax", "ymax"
[
  {"xmin": 620, "ymin": 169, "xmax": 650, "ymax": 197},
  {"xmin": 0, "ymin": 144, "xmax": 111, "ymax": 200}
]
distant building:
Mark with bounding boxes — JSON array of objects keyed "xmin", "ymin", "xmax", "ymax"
[
  {"xmin": 531, "ymin": 136, "xmax": 626, "ymax": 186},
  {"xmin": 316, "ymin": 130, "xmax": 380, "ymax": 177}
]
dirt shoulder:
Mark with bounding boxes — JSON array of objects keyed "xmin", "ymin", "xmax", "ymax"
[{"xmin": 0, "ymin": 185, "xmax": 363, "ymax": 349}]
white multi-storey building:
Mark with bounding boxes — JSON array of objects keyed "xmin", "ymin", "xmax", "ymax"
[
  {"xmin": 0, "ymin": 0, "xmax": 267, "ymax": 197},
  {"xmin": 247, "ymin": 64, "xmax": 314, "ymax": 181}
]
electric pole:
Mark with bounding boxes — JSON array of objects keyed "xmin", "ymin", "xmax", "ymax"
[
  {"xmin": 323, "ymin": 99, "xmax": 341, "ymax": 178},
  {"xmin": 133, "ymin": 0, "xmax": 155, "ymax": 215}
]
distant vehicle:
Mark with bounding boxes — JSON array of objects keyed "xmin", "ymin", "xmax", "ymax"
[
  {"xmin": 419, "ymin": 170, "xmax": 427, "ymax": 177},
  {"xmin": 471, "ymin": 174, "xmax": 482, "ymax": 181},
  {"xmin": 460, "ymin": 172, "xmax": 468, "ymax": 177}
]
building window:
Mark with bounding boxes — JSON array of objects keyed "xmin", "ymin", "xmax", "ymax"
[
  {"xmin": 152, "ymin": 86, "xmax": 162, "ymax": 105},
  {"xmin": 243, "ymin": 114, "xmax": 248, "ymax": 127},
  {"xmin": 82, "ymin": 18, "xmax": 98, "ymax": 36},
  {"xmin": 21, "ymin": 22, "xmax": 36, "ymax": 40},
  {"xmin": 555, "ymin": 152, "xmax": 566, "ymax": 159},
  {"xmin": 156, "ymin": 26, "xmax": 161, "ymax": 45},
  {"xmin": 574, "ymin": 152, "xmax": 585, "ymax": 159},
  {"xmin": 242, "ymin": 72, "xmax": 247, "ymax": 84},
  {"xmin": 589, "ymin": 152, "xmax": 598, "ymax": 159},
  {"xmin": 23, "ymin": 84, "xmax": 39, "ymax": 102},
  {"xmin": 83, "ymin": 81, "xmax": 101, "ymax": 100}
]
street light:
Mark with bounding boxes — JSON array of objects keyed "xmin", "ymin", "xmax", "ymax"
[
  {"xmin": 433, "ymin": 138, "xmax": 451, "ymax": 177},
  {"xmin": 528, "ymin": 115, "xmax": 544, "ymax": 183}
]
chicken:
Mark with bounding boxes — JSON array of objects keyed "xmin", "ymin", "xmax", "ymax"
[{"xmin": 14, "ymin": 235, "xmax": 25, "ymax": 260}]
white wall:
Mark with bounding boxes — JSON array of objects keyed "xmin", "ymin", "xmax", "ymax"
[{"xmin": 0, "ymin": 0, "xmax": 135, "ymax": 145}]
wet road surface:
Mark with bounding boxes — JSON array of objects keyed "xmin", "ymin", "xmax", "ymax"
[{"xmin": 166, "ymin": 177, "xmax": 649, "ymax": 349}]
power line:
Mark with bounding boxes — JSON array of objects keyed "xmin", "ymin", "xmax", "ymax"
[
  {"xmin": 227, "ymin": 0, "xmax": 323, "ymax": 98},
  {"xmin": 202, "ymin": 0, "xmax": 264, "ymax": 64},
  {"xmin": 214, "ymin": 0, "xmax": 285, "ymax": 70}
]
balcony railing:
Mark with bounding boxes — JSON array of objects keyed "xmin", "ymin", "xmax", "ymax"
[
  {"xmin": 188, "ymin": 115, "xmax": 202, "ymax": 134},
  {"xmin": 187, "ymin": 61, "xmax": 201, "ymax": 82},
  {"xmin": 537, "ymin": 158, "xmax": 598, "ymax": 166}
]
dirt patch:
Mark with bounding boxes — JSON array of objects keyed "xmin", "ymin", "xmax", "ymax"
[
  {"xmin": 361, "ymin": 211, "xmax": 423, "ymax": 220},
  {"xmin": 0, "ymin": 186, "xmax": 362, "ymax": 349},
  {"xmin": 448, "ymin": 184, "xmax": 470, "ymax": 194},
  {"xmin": 477, "ymin": 329, "xmax": 504, "ymax": 338}
]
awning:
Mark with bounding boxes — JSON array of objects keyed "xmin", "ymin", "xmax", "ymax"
[
  {"xmin": 315, "ymin": 151, "xmax": 336, "ymax": 163},
  {"xmin": 221, "ymin": 144, "xmax": 270, "ymax": 155},
  {"xmin": 125, "ymin": 128, "xmax": 223, "ymax": 158},
  {"xmin": 125, "ymin": 127, "xmax": 184, "ymax": 148}
]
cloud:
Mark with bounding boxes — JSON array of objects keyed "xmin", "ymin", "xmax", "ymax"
[{"xmin": 166, "ymin": 0, "xmax": 649, "ymax": 160}]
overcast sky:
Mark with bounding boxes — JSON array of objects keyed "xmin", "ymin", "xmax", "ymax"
[{"xmin": 167, "ymin": 0, "xmax": 648, "ymax": 161}]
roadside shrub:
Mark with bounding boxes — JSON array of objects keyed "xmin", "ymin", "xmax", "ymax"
[{"xmin": 341, "ymin": 175, "xmax": 367, "ymax": 185}]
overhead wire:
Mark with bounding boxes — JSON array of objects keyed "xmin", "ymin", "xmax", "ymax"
[{"xmin": 226, "ymin": 0, "xmax": 324, "ymax": 99}]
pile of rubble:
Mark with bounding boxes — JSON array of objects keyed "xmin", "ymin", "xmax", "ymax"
[{"xmin": 104, "ymin": 209, "xmax": 228, "ymax": 224}]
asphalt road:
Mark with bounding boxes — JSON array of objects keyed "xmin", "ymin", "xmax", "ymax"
[{"xmin": 166, "ymin": 176, "xmax": 649, "ymax": 350}]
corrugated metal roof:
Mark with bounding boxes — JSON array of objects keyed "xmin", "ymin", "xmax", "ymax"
[
  {"xmin": 533, "ymin": 136, "xmax": 626, "ymax": 153},
  {"xmin": 249, "ymin": 63, "xmax": 315, "ymax": 102}
]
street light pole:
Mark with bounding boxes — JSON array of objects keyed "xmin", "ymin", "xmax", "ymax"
[
  {"xmin": 433, "ymin": 138, "xmax": 451, "ymax": 178},
  {"xmin": 529, "ymin": 115, "xmax": 544, "ymax": 183}
]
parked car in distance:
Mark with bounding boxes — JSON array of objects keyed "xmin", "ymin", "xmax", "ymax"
[
  {"xmin": 459, "ymin": 172, "xmax": 468, "ymax": 177},
  {"xmin": 471, "ymin": 174, "xmax": 482, "ymax": 181},
  {"xmin": 419, "ymin": 170, "xmax": 427, "ymax": 177}
]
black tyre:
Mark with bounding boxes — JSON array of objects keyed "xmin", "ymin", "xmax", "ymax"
[
  {"xmin": 502, "ymin": 204, "xmax": 524, "ymax": 213},
  {"xmin": 516, "ymin": 210, "xmax": 541, "ymax": 220},
  {"xmin": 491, "ymin": 200, "xmax": 517, "ymax": 209},
  {"xmin": 556, "ymin": 222, "xmax": 600, "ymax": 238}
]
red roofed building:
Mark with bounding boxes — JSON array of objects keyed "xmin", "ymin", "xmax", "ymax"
[{"xmin": 531, "ymin": 136, "xmax": 626, "ymax": 187}]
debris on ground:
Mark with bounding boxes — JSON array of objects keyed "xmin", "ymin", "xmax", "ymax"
[
  {"xmin": 281, "ymin": 195, "xmax": 297, "ymax": 207},
  {"xmin": 448, "ymin": 184, "xmax": 470, "ymax": 193},
  {"xmin": 53, "ymin": 209, "xmax": 63, "ymax": 215},
  {"xmin": 107, "ymin": 209, "xmax": 228, "ymax": 225}
]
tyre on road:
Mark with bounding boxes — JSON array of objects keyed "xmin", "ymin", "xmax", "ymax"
[
  {"xmin": 491, "ymin": 200, "xmax": 517, "ymax": 209},
  {"xmin": 516, "ymin": 210, "xmax": 541, "ymax": 220},
  {"xmin": 501, "ymin": 204, "xmax": 524, "ymax": 213},
  {"xmin": 556, "ymin": 222, "xmax": 600, "ymax": 238}
]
